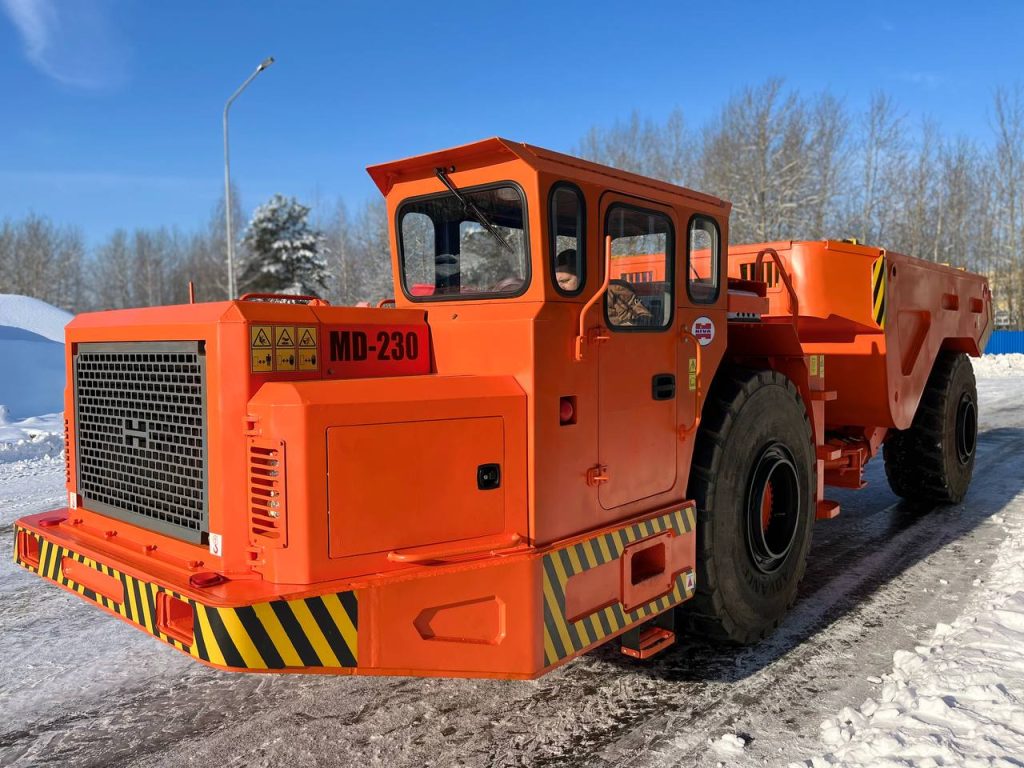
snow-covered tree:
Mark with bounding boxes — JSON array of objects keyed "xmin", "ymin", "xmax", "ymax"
[{"xmin": 239, "ymin": 194, "xmax": 330, "ymax": 296}]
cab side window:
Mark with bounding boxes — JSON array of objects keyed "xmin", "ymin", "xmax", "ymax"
[
  {"xmin": 605, "ymin": 206, "xmax": 673, "ymax": 330},
  {"xmin": 687, "ymin": 216, "xmax": 720, "ymax": 304},
  {"xmin": 550, "ymin": 183, "xmax": 585, "ymax": 296}
]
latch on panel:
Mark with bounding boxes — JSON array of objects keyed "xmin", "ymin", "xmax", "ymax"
[{"xmin": 586, "ymin": 464, "xmax": 609, "ymax": 486}]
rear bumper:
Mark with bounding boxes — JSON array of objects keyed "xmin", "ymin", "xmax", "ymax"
[
  {"xmin": 13, "ymin": 520, "xmax": 358, "ymax": 673},
  {"xmin": 14, "ymin": 505, "xmax": 697, "ymax": 679}
]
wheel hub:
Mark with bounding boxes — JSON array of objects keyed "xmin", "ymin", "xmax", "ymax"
[
  {"xmin": 745, "ymin": 443, "xmax": 800, "ymax": 574},
  {"xmin": 955, "ymin": 393, "xmax": 977, "ymax": 465}
]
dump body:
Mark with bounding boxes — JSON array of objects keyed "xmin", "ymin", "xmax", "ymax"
[
  {"xmin": 728, "ymin": 240, "xmax": 993, "ymax": 430},
  {"xmin": 12, "ymin": 138, "xmax": 992, "ymax": 678}
]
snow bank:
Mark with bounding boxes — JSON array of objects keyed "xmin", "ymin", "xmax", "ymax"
[
  {"xmin": 972, "ymin": 353, "xmax": 1024, "ymax": 379},
  {"xmin": 792, "ymin": 495, "xmax": 1024, "ymax": 767},
  {"xmin": 0, "ymin": 294, "xmax": 69, "ymax": 452},
  {"xmin": 0, "ymin": 293, "xmax": 71, "ymax": 343},
  {"xmin": 0, "ymin": 412, "xmax": 64, "ymax": 462}
]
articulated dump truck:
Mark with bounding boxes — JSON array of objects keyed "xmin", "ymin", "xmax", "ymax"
[{"xmin": 14, "ymin": 139, "xmax": 992, "ymax": 678}]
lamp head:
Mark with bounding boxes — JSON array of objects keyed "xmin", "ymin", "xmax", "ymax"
[{"xmin": 257, "ymin": 56, "xmax": 275, "ymax": 72}]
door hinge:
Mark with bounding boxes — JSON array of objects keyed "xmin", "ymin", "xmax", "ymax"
[{"xmin": 587, "ymin": 464, "xmax": 610, "ymax": 486}]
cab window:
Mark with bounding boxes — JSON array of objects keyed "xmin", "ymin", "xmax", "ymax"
[
  {"xmin": 687, "ymin": 215, "xmax": 720, "ymax": 304},
  {"xmin": 550, "ymin": 183, "xmax": 585, "ymax": 296},
  {"xmin": 398, "ymin": 183, "xmax": 529, "ymax": 299},
  {"xmin": 605, "ymin": 206, "xmax": 673, "ymax": 330}
]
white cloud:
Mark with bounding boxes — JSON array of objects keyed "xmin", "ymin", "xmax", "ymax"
[
  {"xmin": 896, "ymin": 71, "xmax": 944, "ymax": 90},
  {"xmin": 1, "ymin": 0, "xmax": 127, "ymax": 89}
]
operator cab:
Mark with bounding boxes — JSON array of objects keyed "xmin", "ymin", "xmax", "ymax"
[{"xmin": 368, "ymin": 138, "xmax": 732, "ymax": 546}]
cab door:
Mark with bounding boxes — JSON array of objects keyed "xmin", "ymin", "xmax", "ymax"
[{"xmin": 597, "ymin": 196, "xmax": 679, "ymax": 510}]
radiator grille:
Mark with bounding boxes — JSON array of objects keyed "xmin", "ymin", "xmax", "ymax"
[{"xmin": 74, "ymin": 341, "xmax": 208, "ymax": 543}]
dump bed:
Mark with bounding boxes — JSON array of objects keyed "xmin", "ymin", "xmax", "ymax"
[{"xmin": 728, "ymin": 240, "xmax": 993, "ymax": 430}]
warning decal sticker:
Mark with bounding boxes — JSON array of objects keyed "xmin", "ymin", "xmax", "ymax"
[
  {"xmin": 251, "ymin": 326, "xmax": 272, "ymax": 348},
  {"xmin": 274, "ymin": 327, "xmax": 295, "ymax": 347},
  {"xmin": 250, "ymin": 325, "xmax": 321, "ymax": 373}
]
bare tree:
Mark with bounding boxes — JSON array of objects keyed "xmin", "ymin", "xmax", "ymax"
[
  {"xmin": 849, "ymin": 93, "xmax": 908, "ymax": 245},
  {"xmin": 700, "ymin": 79, "xmax": 817, "ymax": 242},
  {"xmin": 576, "ymin": 108, "xmax": 694, "ymax": 184},
  {"xmin": 0, "ymin": 214, "xmax": 86, "ymax": 312},
  {"xmin": 992, "ymin": 86, "xmax": 1024, "ymax": 324}
]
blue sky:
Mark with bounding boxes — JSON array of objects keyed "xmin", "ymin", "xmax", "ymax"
[{"xmin": 1, "ymin": 0, "xmax": 1022, "ymax": 244}]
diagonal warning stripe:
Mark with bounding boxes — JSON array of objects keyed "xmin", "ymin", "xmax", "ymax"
[
  {"xmin": 540, "ymin": 508, "xmax": 697, "ymax": 667},
  {"xmin": 12, "ymin": 525, "xmax": 359, "ymax": 672}
]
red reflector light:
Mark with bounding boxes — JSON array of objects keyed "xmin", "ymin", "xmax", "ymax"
[
  {"xmin": 189, "ymin": 572, "xmax": 227, "ymax": 589},
  {"xmin": 39, "ymin": 515, "xmax": 66, "ymax": 528},
  {"xmin": 559, "ymin": 396, "xmax": 577, "ymax": 426}
]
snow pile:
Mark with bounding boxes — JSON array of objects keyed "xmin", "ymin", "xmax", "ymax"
[
  {"xmin": 0, "ymin": 293, "xmax": 72, "ymax": 343},
  {"xmin": 793, "ymin": 498, "xmax": 1024, "ymax": 767},
  {"xmin": 710, "ymin": 733, "xmax": 747, "ymax": 755},
  {"xmin": 0, "ymin": 294, "xmax": 69, "ymax": 458},
  {"xmin": 972, "ymin": 353, "xmax": 1024, "ymax": 379},
  {"xmin": 0, "ymin": 412, "xmax": 64, "ymax": 462}
]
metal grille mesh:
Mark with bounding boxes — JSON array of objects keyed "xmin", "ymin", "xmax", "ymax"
[{"xmin": 74, "ymin": 341, "xmax": 208, "ymax": 543}]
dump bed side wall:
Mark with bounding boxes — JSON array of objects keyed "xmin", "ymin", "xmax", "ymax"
[
  {"xmin": 883, "ymin": 251, "xmax": 991, "ymax": 428},
  {"xmin": 727, "ymin": 241, "xmax": 991, "ymax": 431}
]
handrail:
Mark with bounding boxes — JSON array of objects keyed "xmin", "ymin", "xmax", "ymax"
[
  {"xmin": 376, "ymin": 297, "xmax": 397, "ymax": 308},
  {"xmin": 387, "ymin": 533, "xmax": 523, "ymax": 564},
  {"xmin": 679, "ymin": 326, "xmax": 703, "ymax": 434},
  {"xmin": 575, "ymin": 235, "xmax": 613, "ymax": 362},
  {"xmin": 753, "ymin": 248, "xmax": 798, "ymax": 321},
  {"xmin": 239, "ymin": 292, "xmax": 330, "ymax": 306}
]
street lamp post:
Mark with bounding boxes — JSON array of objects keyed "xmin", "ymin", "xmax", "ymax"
[{"xmin": 223, "ymin": 56, "xmax": 274, "ymax": 299}]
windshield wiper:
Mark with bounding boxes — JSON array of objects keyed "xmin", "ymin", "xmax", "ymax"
[{"xmin": 434, "ymin": 167, "xmax": 514, "ymax": 254}]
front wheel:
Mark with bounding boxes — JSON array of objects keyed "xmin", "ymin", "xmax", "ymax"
[{"xmin": 681, "ymin": 366, "xmax": 816, "ymax": 645}]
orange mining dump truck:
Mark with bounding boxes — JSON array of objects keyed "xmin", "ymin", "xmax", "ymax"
[{"xmin": 14, "ymin": 139, "xmax": 993, "ymax": 678}]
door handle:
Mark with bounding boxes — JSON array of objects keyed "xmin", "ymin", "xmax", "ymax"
[{"xmin": 652, "ymin": 373, "xmax": 676, "ymax": 400}]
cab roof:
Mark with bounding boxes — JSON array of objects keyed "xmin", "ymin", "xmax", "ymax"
[{"xmin": 366, "ymin": 137, "xmax": 729, "ymax": 212}]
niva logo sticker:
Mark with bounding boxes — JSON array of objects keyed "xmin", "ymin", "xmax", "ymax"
[{"xmin": 692, "ymin": 316, "xmax": 715, "ymax": 346}]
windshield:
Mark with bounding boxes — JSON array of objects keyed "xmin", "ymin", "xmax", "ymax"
[{"xmin": 398, "ymin": 184, "xmax": 529, "ymax": 299}]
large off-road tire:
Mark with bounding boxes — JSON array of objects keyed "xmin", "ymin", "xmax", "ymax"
[
  {"xmin": 883, "ymin": 352, "xmax": 978, "ymax": 504},
  {"xmin": 681, "ymin": 366, "xmax": 816, "ymax": 645}
]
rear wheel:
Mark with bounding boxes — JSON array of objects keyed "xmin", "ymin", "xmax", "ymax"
[
  {"xmin": 681, "ymin": 366, "xmax": 816, "ymax": 645},
  {"xmin": 883, "ymin": 352, "xmax": 978, "ymax": 504}
]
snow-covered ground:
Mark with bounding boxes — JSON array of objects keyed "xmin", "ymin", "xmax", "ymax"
[
  {"xmin": 787, "ymin": 354, "xmax": 1024, "ymax": 767},
  {"xmin": 800, "ymin": 508, "xmax": 1024, "ymax": 766},
  {"xmin": 971, "ymin": 352, "xmax": 1024, "ymax": 379},
  {"xmin": 1, "ymin": 294, "xmax": 1022, "ymax": 768}
]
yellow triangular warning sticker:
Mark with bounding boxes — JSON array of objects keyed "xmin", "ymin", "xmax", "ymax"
[
  {"xmin": 275, "ymin": 327, "xmax": 295, "ymax": 347},
  {"xmin": 298, "ymin": 328, "xmax": 317, "ymax": 348},
  {"xmin": 251, "ymin": 327, "xmax": 272, "ymax": 348}
]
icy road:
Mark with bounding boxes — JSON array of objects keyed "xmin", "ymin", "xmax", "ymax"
[{"xmin": 1, "ymin": 373, "xmax": 1023, "ymax": 768}]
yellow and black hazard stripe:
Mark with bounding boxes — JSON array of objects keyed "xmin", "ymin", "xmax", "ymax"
[
  {"xmin": 541, "ymin": 507, "xmax": 697, "ymax": 667},
  {"xmin": 871, "ymin": 255, "xmax": 887, "ymax": 328},
  {"xmin": 13, "ymin": 526, "xmax": 358, "ymax": 670}
]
